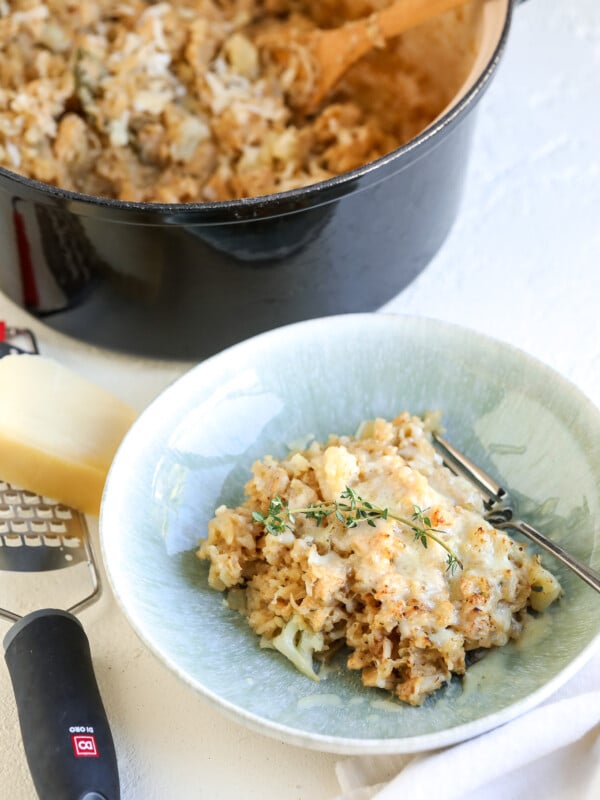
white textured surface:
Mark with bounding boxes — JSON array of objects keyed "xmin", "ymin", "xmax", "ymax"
[
  {"xmin": 384, "ymin": 0, "xmax": 600, "ymax": 410},
  {"xmin": 0, "ymin": 0, "xmax": 599, "ymax": 797}
]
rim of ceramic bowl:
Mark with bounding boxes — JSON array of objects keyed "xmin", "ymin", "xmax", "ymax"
[{"xmin": 0, "ymin": 1, "xmax": 513, "ymax": 226}]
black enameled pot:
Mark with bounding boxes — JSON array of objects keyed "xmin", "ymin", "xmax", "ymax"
[{"xmin": 0, "ymin": 1, "xmax": 513, "ymax": 360}]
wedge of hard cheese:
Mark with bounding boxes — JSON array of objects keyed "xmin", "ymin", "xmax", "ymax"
[{"xmin": 0, "ymin": 354, "xmax": 137, "ymax": 515}]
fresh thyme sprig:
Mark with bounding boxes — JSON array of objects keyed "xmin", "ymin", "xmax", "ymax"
[{"xmin": 252, "ymin": 486, "xmax": 463, "ymax": 574}]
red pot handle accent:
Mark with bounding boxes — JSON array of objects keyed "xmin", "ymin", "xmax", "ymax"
[{"xmin": 12, "ymin": 201, "xmax": 40, "ymax": 309}]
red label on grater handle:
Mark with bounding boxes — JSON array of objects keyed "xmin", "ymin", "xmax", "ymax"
[{"xmin": 71, "ymin": 734, "xmax": 99, "ymax": 757}]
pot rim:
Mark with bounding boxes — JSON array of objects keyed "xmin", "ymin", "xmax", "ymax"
[{"xmin": 0, "ymin": 1, "xmax": 513, "ymax": 226}]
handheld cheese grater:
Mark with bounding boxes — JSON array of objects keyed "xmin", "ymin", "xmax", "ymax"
[{"xmin": 0, "ymin": 323, "xmax": 120, "ymax": 800}]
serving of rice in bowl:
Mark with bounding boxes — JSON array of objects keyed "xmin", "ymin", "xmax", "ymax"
[{"xmin": 100, "ymin": 315, "xmax": 600, "ymax": 753}]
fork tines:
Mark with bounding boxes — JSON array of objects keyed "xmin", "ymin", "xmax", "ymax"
[{"xmin": 432, "ymin": 433, "xmax": 507, "ymax": 508}]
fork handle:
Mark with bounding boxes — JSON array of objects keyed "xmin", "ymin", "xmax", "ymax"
[
  {"xmin": 4, "ymin": 609, "xmax": 120, "ymax": 800},
  {"xmin": 512, "ymin": 519, "xmax": 600, "ymax": 594}
]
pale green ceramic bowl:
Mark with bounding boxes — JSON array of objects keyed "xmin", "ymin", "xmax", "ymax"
[{"xmin": 100, "ymin": 314, "xmax": 600, "ymax": 754}]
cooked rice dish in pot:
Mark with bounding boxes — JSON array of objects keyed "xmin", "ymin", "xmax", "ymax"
[{"xmin": 0, "ymin": 1, "xmax": 480, "ymax": 202}]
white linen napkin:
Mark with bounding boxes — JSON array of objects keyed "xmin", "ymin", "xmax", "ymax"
[{"xmin": 334, "ymin": 648, "xmax": 600, "ymax": 800}]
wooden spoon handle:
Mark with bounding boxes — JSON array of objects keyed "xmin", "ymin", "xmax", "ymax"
[
  {"xmin": 310, "ymin": 0, "xmax": 472, "ymax": 109},
  {"xmin": 371, "ymin": 0, "xmax": 472, "ymax": 42}
]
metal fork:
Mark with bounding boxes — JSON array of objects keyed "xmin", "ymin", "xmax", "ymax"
[{"xmin": 433, "ymin": 433, "xmax": 600, "ymax": 594}]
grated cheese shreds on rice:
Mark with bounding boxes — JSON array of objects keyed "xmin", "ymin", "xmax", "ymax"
[
  {"xmin": 197, "ymin": 412, "xmax": 562, "ymax": 706},
  {"xmin": 0, "ymin": 1, "xmax": 480, "ymax": 202}
]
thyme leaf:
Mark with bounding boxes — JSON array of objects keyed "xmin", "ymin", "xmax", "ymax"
[{"xmin": 253, "ymin": 487, "xmax": 463, "ymax": 573}]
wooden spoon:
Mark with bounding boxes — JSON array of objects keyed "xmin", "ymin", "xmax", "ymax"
[{"xmin": 286, "ymin": 0, "xmax": 475, "ymax": 113}]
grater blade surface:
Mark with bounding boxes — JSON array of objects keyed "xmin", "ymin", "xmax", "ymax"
[
  {"xmin": 0, "ymin": 322, "xmax": 99, "ymax": 620},
  {"xmin": 0, "ymin": 479, "xmax": 88, "ymax": 572}
]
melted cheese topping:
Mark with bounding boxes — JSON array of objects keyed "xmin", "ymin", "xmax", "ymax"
[{"xmin": 197, "ymin": 412, "xmax": 561, "ymax": 705}]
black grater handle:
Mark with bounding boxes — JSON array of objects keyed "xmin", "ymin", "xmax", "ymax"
[{"xmin": 3, "ymin": 609, "xmax": 120, "ymax": 800}]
